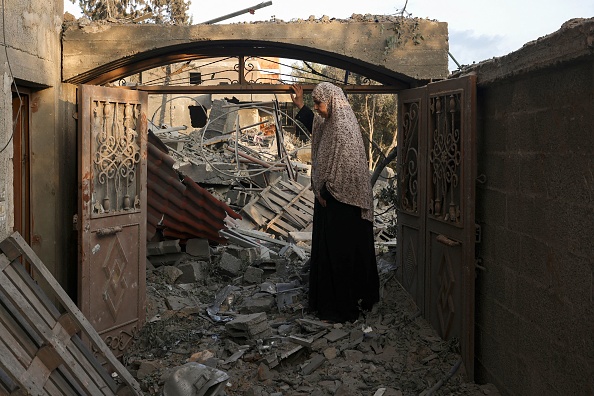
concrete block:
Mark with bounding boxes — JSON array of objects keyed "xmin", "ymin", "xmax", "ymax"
[
  {"xmin": 177, "ymin": 261, "xmax": 208, "ymax": 284},
  {"xmin": 185, "ymin": 238, "xmax": 211, "ymax": 261},
  {"xmin": 159, "ymin": 266, "xmax": 183, "ymax": 284},
  {"xmin": 243, "ymin": 266, "xmax": 264, "ymax": 284},
  {"xmin": 226, "ymin": 313, "xmax": 272, "ymax": 339},
  {"xmin": 238, "ymin": 294, "xmax": 276, "ymax": 314},
  {"xmin": 301, "ymin": 354, "xmax": 326, "ymax": 375},
  {"xmin": 218, "ymin": 251, "xmax": 242, "ymax": 277}
]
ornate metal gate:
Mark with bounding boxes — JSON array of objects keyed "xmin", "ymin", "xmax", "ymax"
[
  {"xmin": 77, "ymin": 85, "xmax": 148, "ymax": 358},
  {"xmin": 396, "ymin": 75, "xmax": 477, "ymax": 379}
]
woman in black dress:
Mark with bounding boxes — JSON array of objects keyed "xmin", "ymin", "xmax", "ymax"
[{"xmin": 291, "ymin": 82, "xmax": 380, "ymax": 323}]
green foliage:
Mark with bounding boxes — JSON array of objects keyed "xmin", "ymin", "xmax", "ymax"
[{"xmin": 72, "ymin": 0, "xmax": 191, "ymax": 24}]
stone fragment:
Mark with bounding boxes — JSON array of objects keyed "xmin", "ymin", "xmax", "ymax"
[
  {"xmin": 243, "ymin": 266, "xmax": 264, "ymax": 284},
  {"xmin": 323, "ymin": 347, "xmax": 338, "ymax": 360},
  {"xmin": 225, "ymin": 313, "xmax": 272, "ymax": 340},
  {"xmin": 257, "ymin": 362, "xmax": 272, "ymax": 381},
  {"xmin": 218, "ymin": 251, "xmax": 242, "ymax": 277},
  {"xmin": 166, "ymin": 295, "xmax": 199, "ymax": 311},
  {"xmin": 238, "ymin": 294, "xmax": 275, "ymax": 314},
  {"xmin": 301, "ymin": 354, "xmax": 326, "ymax": 375},
  {"xmin": 137, "ymin": 360, "xmax": 161, "ymax": 379},
  {"xmin": 188, "ymin": 350, "xmax": 215, "ymax": 364},
  {"xmin": 325, "ymin": 328, "xmax": 349, "ymax": 343},
  {"xmin": 176, "ymin": 261, "xmax": 208, "ymax": 284},
  {"xmin": 159, "ymin": 266, "xmax": 183, "ymax": 284}
]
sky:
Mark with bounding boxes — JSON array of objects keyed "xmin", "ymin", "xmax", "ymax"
[{"xmin": 64, "ymin": 0, "xmax": 594, "ymax": 72}]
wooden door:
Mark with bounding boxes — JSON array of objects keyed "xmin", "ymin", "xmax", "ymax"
[{"xmin": 77, "ymin": 85, "xmax": 148, "ymax": 358}]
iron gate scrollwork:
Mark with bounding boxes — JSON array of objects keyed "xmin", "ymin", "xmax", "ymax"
[
  {"xmin": 429, "ymin": 94, "xmax": 462, "ymax": 225},
  {"xmin": 400, "ymin": 101, "xmax": 420, "ymax": 214},
  {"xmin": 92, "ymin": 101, "xmax": 142, "ymax": 214},
  {"xmin": 397, "ymin": 76, "xmax": 477, "ymax": 380}
]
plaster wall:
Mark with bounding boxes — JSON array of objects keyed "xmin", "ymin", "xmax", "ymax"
[
  {"xmin": 465, "ymin": 17, "xmax": 594, "ymax": 395},
  {"xmin": 0, "ymin": 0, "xmax": 74, "ymax": 293}
]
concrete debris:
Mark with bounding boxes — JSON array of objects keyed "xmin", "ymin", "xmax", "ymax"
[
  {"xmin": 125, "ymin": 240, "xmax": 501, "ymax": 396},
  {"xmin": 120, "ymin": 99, "xmax": 498, "ymax": 396}
]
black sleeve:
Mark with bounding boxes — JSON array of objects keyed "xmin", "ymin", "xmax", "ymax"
[{"xmin": 295, "ymin": 106, "xmax": 314, "ymax": 132}]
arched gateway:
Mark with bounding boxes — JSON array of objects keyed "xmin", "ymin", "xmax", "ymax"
[{"xmin": 62, "ymin": 18, "xmax": 449, "ymax": 90}]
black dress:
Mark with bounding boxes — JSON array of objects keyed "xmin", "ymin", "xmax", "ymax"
[{"xmin": 296, "ymin": 106, "xmax": 380, "ymax": 323}]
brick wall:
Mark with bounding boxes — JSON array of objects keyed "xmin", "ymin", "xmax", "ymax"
[{"xmin": 469, "ymin": 19, "xmax": 594, "ymax": 395}]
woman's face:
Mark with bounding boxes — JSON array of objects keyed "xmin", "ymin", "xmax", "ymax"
[{"xmin": 313, "ymin": 99, "xmax": 329, "ymax": 118}]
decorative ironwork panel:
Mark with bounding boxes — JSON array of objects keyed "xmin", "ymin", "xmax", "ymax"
[
  {"xmin": 399, "ymin": 100, "xmax": 420, "ymax": 214},
  {"xmin": 91, "ymin": 101, "xmax": 142, "ymax": 216},
  {"xmin": 428, "ymin": 93, "xmax": 463, "ymax": 225}
]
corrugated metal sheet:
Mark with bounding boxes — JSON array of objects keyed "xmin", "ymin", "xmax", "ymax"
[{"xmin": 147, "ymin": 132, "xmax": 241, "ymax": 244}]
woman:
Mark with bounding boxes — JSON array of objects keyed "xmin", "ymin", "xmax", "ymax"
[{"xmin": 291, "ymin": 82, "xmax": 380, "ymax": 323}]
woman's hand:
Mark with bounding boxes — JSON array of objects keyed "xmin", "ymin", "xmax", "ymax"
[
  {"xmin": 315, "ymin": 190, "xmax": 327, "ymax": 207},
  {"xmin": 290, "ymin": 84, "xmax": 304, "ymax": 109}
]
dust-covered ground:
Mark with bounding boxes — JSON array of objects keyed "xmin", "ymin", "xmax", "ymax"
[{"xmin": 122, "ymin": 245, "xmax": 499, "ymax": 396}]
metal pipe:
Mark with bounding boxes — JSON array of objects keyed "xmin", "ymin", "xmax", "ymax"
[{"xmin": 202, "ymin": 1, "xmax": 273, "ymax": 24}]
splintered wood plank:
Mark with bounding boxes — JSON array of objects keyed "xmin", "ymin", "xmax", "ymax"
[
  {"xmin": 278, "ymin": 180, "xmax": 315, "ymax": 201},
  {"xmin": 241, "ymin": 199, "xmax": 266, "ymax": 226},
  {"xmin": 0, "ymin": 270, "xmax": 106, "ymax": 395},
  {"xmin": 0, "ymin": 232, "xmax": 143, "ymax": 395},
  {"xmin": 259, "ymin": 192, "xmax": 282, "ymax": 214},
  {"xmin": 7, "ymin": 264, "xmax": 113, "ymax": 394}
]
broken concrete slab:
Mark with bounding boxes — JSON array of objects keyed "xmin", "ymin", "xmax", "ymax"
[
  {"xmin": 238, "ymin": 294, "xmax": 276, "ymax": 314},
  {"xmin": 225, "ymin": 313, "xmax": 273, "ymax": 340}
]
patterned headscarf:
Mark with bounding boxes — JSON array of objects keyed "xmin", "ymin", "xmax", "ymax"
[{"xmin": 310, "ymin": 82, "xmax": 374, "ymax": 222}]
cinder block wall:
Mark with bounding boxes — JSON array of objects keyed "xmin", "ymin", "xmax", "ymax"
[{"xmin": 469, "ymin": 19, "xmax": 594, "ymax": 395}]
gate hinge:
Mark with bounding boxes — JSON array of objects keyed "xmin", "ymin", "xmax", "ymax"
[{"xmin": 72, "ymin": 214, "xmax": 79, "ymax": 231}]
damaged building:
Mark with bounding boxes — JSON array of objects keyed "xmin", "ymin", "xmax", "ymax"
[{"xmin": 0, "ymin": 1, "xmax": 592, "ymax": 395}]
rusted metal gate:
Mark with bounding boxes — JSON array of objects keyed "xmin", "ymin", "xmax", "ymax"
[
  {"xmin": 77, "ymin": 85, "xmax": 148, "ymax": 358},
  {"xmin": 396, "ymin": 75, "xmax": 477, "ymax": 379}
]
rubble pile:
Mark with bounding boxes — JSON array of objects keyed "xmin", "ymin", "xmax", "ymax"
[
  {"xmin": 122, "ymin": 100, "xmax": 499, "ymax": 395},
  {"xmin": 124, "ymin": 245, "xmax": 499, "ymax": 396}
]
